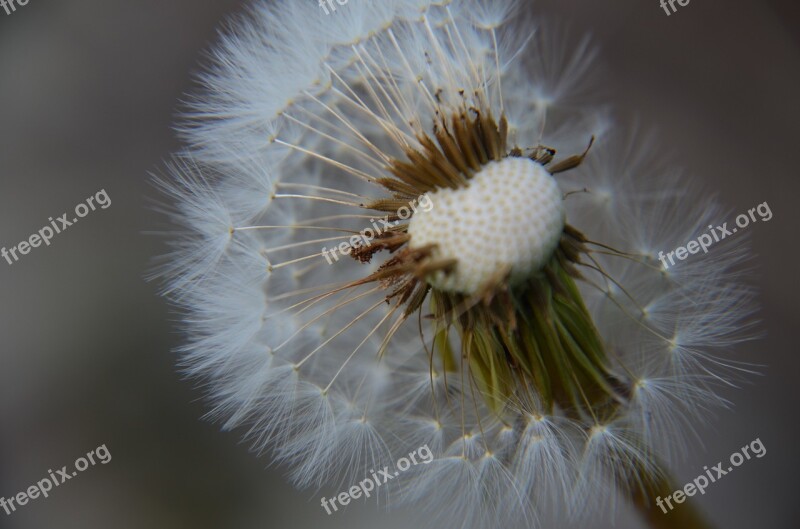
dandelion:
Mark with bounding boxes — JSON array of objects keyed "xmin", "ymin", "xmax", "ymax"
[{"xmin": 156, "ymin": 1, "xmax": 756, "ymax": 527}]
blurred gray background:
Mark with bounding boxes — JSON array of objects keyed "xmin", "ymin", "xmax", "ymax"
[{"xmin": 1, "ymin": 0, "xmax": 798, "ymax": 528}]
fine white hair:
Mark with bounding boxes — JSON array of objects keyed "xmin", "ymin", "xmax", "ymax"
[{"xmin": 156, "ymin": 1, "xmax": 756, "ymax": 527}]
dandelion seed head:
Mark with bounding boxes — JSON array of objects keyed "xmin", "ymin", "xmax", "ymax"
[{"xmin": 155, "ymin": 0, "xmax": 759, "ymax": 527}]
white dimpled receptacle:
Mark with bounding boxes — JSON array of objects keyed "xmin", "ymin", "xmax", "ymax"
[{"xmin": 407, "ymin": 157, "xmax": 565, "ymax": 295}]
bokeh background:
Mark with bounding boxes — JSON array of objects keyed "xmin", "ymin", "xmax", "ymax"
[{"xmin": 1, "ymin": 0, "xmax": 798, "ymax": 528}]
